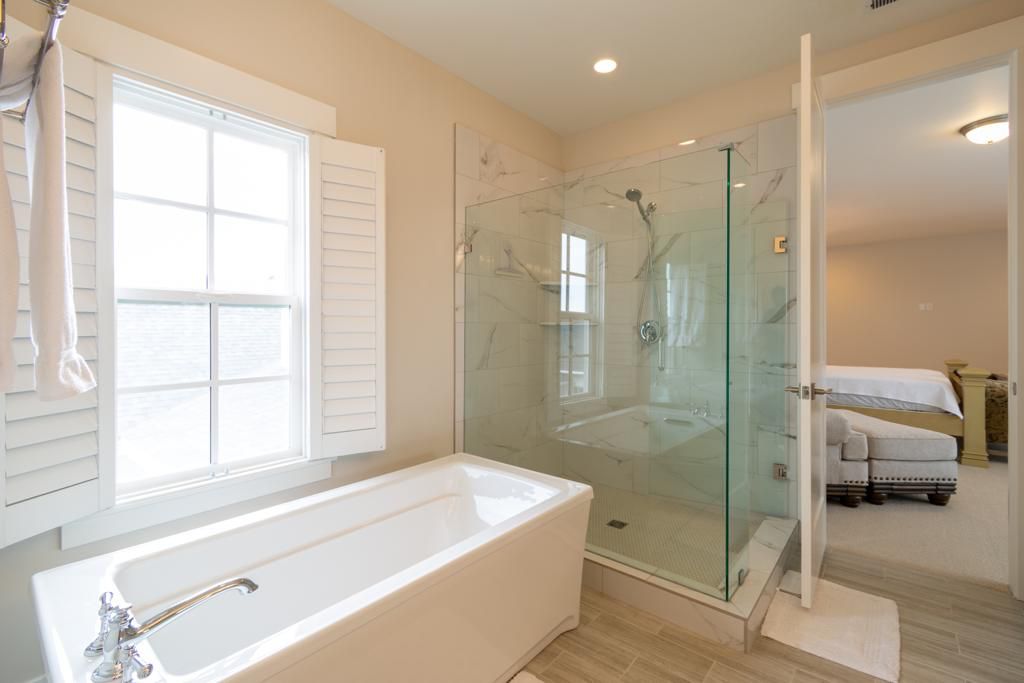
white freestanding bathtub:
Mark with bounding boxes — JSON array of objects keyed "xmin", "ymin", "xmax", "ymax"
[{"xmin": 32, "ymin": 453, "xmax": 593, "ymax": 682}]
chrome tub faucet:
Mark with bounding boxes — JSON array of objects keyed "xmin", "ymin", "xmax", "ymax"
[{"xmin": 85, "ymin": 577, "xmax": 258, "ymax": 682}]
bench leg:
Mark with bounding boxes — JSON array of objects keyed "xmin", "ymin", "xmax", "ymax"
[
  {"xmin": 840, "ymin": 495, "xmax": 861, "ymax": 508},
  {"xmin": 866, "ymin": 491, "xmax": 887, "ymax": 505},
  {"xmin": 928, "ymin": 493, "xmax": 951, "ymax": 506}
]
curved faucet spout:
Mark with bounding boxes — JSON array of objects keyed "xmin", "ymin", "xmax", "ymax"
[{"xmin": 122, "ymin": 577, "xmax": 258, "ymax": 649}]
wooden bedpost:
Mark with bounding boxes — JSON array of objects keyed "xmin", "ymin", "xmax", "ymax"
[{"xmin": 946, "ymin": 359, "xmax": 990, "ymax": 468}]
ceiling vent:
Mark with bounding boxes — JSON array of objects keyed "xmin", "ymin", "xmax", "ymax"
[{"xmin": 867, "ymin": 0, "xmax": 900, "ymax": 8}]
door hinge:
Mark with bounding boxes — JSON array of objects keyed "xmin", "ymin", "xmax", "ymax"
[{"xmin": 1013, "ymin": 381, "xmax": 1018, "ymax": 396}]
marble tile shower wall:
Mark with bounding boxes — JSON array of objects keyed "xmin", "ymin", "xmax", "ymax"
[
  {"xmin": 454, "ymin": 125, "xmax": 565, "ymax": 473},
  {"xmin": 454, "ymin": 115, "xmax": 798, "ymax": 518}
]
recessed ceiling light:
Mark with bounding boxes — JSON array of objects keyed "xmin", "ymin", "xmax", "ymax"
[
  {"xmin": 593, "ymin": 58, "xmax": 617, "ymax": 74},
  {"xmin": 960, "ymin": 114, "xmax": 1009, "ymax": 144},
  {"xmin": 678, "ymin": 139, "xmax": 697, "ymax": 146},
  {"xmin": 733, "ymin": 182, "xmax": 747, "ymax": 188}
]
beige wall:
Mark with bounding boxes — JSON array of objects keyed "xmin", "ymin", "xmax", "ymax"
[
  {"xmin": 0, "ymin": 1, "xmax": 562, "ymax": 681},
  {"xmin": 827, "ymin": 231, "xmax": 1008, "ymax": 374},
  {"xmin": 2, "ymin": 0, "xmax": 1024, "ymax": 680},
  {"xmin": 562, "ymin": 0, "xmax": 1024, "ymax": 170}
]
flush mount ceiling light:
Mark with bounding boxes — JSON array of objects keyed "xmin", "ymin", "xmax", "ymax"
[
  {"xmin": 593, "ymin": 58, "xmax": 617, "ymax": 74},
  {"xmin": 678, "ymin": 139, "xmax": 697, "ymax": 146},
  {"xmin": 959, "ymin": 114, "xmax": 1009, "ymax": 144}
]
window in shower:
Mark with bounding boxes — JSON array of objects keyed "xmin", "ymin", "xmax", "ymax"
[{"xmin": 559, "ymin": 231, "xmax": 599, "ymax": 399}]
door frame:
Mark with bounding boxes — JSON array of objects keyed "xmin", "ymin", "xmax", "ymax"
[{"xmin": 798, "ymin": 15, "xmax": 1024, "ymax": 598}]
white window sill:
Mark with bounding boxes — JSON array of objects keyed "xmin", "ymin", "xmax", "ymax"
[{"xmin": 60, "ymin": 458, "xmax": 332, "ymax": 550}]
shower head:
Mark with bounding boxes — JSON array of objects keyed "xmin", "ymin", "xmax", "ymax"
[{"xmin": 626, "ymin": 187, "xmax": 656, "ymax": 227}]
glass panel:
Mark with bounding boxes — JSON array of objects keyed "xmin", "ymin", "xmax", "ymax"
[
  {"xmin": 214, "ymin": 132, "xmax": 291, "ymax": 220},
  {"xmin": 219, "ymin": 305, "xmax": 291, "ymax": 379},
  {"xmin": 114, "ymin": 104, "xmax": 208, "ymax": 205},
  {"xmin": 570, "ymin": 356, "xmax": 589, "ymax": 395},
  {"xmin": 568, "ymin": 235, "xmax": 587, "ymax": 274},
  {"xmin": 219, "ymin": 380, "xmax": 291, "ymax": 462},
  {"xmin": 726, "ymin": 146, "xmax": 765, "ymax": 600},
  {"xmin": 115, "ymin": 199, "xmax": 207, "ymax": 290},
  {"xmin": 570, "ymin": 323, "xmax": 589, "ymax": 355},
  {"xmin": 117, "ymin": 388, "xmax": 210, "ymax": 486},
  {"xmin": 213, "ymin": 215, "xmax": 290, "ymax": 294},
  {"xmin": 117, "ymin": 302, "xmax": 209, "ymax": 388},
  {"xmin": 461, "ymin": 142, "xmax": 798, "ymax": 602},
  {"xmin": 567, "ymin": 275, "xmax": 587, "ymax": 313}
]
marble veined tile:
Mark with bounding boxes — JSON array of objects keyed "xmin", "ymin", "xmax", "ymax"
[{"xmin": 480, "ymin": 135, "xmax": 546, "ymax": 195}]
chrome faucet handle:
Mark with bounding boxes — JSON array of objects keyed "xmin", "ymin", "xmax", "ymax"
[
  {"xmin": 90, "ymin": 605, "xmax": 134, "ymax": 683},
  {"xmin": 84, "ymin": 592, "xmax": 116, "ymax": 658},
  {"xmin": 122, "ymin": 645, "xmax": 154, "ymax": 682}
]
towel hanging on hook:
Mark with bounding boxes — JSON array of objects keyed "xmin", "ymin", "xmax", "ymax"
[
  {"xmin": 0, "ymin": 0, "xmax": 93, "ymax": 399},
  {"xmin": 0, "ymin": 0, "xmax": 70, "ymax": 121}
]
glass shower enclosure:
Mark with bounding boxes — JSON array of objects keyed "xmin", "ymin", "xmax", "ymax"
[{"xmin": 462, "ymin": 140, "xmax": 791, "ymax": 600}]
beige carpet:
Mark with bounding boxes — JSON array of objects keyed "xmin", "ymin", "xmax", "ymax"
[
  {"xmin": 762, "ymin": 571, "xmax": 901, "ymax": 682},
  {"xmin": 827, "ymin": 460, "xmax": 1008, "ymax": 587}
]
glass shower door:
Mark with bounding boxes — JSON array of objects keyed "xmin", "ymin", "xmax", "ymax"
[
  {"xmin": 646, "ymin": 146, "xmax": 733, "ymax": 597},
  {"xmin": 462, "ymin": 141, "xmax": 774, "ymax": 601}
]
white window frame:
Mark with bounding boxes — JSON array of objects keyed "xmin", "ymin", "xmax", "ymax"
[
  {"xmin": 62, "ymin": 64, "xmax": 332, "ymax": 549},
  {"xmin": 111, "ymin": 77, "xmax": 307, "ymax": 498},
  {"xmin": 559, "ymin": 226, "xmax": 602, "ymax": 402}
]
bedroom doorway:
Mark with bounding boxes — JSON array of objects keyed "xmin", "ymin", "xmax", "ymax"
[{"xmin": 814, "ymin": 58, "xmax": 1015, "ymax": 590}]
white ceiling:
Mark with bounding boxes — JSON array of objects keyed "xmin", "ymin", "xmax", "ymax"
[
  {"xmin": 826, "ymin": 65, "xmax": 1009, "ymax": 247},
  {"xmin": 328, "ymin": 0, "xmax": 990, "ymax": 134}
]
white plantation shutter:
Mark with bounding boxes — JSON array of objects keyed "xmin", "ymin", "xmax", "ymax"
[
  {"xmin": 0, "ymin": 47, "xmax": 106, "ymax": 547},
  {"xmin": 309, "ymin": 135, "xmax": 386, "ymax": 459}
]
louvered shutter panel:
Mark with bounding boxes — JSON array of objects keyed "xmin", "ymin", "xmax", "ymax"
[
  {"xmin": 308, "ymin": 136, "xmax": 386, "ymax": 459},
  {"xmin": 0, "ymin": 47, "xmax": 105, "ymax": 547}
]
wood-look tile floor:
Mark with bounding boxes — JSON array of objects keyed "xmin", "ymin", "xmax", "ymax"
[{"xmin": 525, "ymin": 548, "xmax": 1024, "ymax": 682}]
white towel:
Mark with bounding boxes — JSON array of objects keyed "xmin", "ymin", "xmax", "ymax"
[{"xmin": 0, "ymin": 38, "xmax": 95, "ymax": 399}]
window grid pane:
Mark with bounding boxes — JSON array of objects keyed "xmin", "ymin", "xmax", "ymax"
[{"xmin": 112, "ymin": 78, "xmax": 303, "ymax": 494}]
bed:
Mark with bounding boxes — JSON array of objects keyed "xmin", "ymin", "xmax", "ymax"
[{"xmin": 825, "ymin": 360, "xmax": 992, "ymax": 467}]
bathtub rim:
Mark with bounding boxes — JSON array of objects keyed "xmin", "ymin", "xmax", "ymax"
[{"xmin": 32, "ymin": 453, "xmax": 593, "ymax": 683}]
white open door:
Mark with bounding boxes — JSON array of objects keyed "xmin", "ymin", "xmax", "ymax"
[{"xmin": 795, "ymin": 32, "xmax": 829, "ymax": 609}]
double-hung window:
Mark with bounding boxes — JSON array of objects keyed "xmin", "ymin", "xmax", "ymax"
[
  {"xmin": 559, "ymin": 231, "xmax": 600, "ymax": 400},
  {"xmin": 111, "ymin": 78, "xmax": 306, "ymax": 497}
]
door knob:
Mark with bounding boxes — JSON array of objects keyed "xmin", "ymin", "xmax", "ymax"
[
  {"xmin": 784, "ymin": 385, "xmax": 801, "ymax": 394},
  {"xmin": 813, "ymin": 385, "xmax": 833, "ymax": 395}
]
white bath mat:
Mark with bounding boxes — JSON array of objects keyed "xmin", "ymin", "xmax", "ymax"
[
  {"xmin": 510, "ymin": 673, "xmax": 543, "ymax": 683},
  {"xmin": 761, "ymin": 571, "xmax": 900, "ymax": 682}
]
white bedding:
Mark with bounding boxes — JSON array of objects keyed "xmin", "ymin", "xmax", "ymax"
[{"xmin": 824, "ymin": 365, "xmax": 963, "ymax": 418}]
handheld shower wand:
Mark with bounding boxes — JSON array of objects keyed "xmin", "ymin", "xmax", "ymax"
[{"xmin": 627, "ymin": 188, "xmax": 665, "ymax": 371}]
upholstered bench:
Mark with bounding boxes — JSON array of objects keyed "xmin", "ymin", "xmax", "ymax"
[
  {"xmin": 834, "ymin": 409, "xmax": 958, "ymax": 506},
  {"xmin": 826, "ymin": 410, "xmax": 869, "ymax": 507}
]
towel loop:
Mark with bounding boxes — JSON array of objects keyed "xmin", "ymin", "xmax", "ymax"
[{"xmin": 0, "ymin": 0, "xmax": 70, "ymax": 121}]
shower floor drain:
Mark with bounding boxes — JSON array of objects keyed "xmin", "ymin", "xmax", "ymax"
[{"xmin": 607, "ymin": 519, "xmax": 629, "ymax": 529}]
